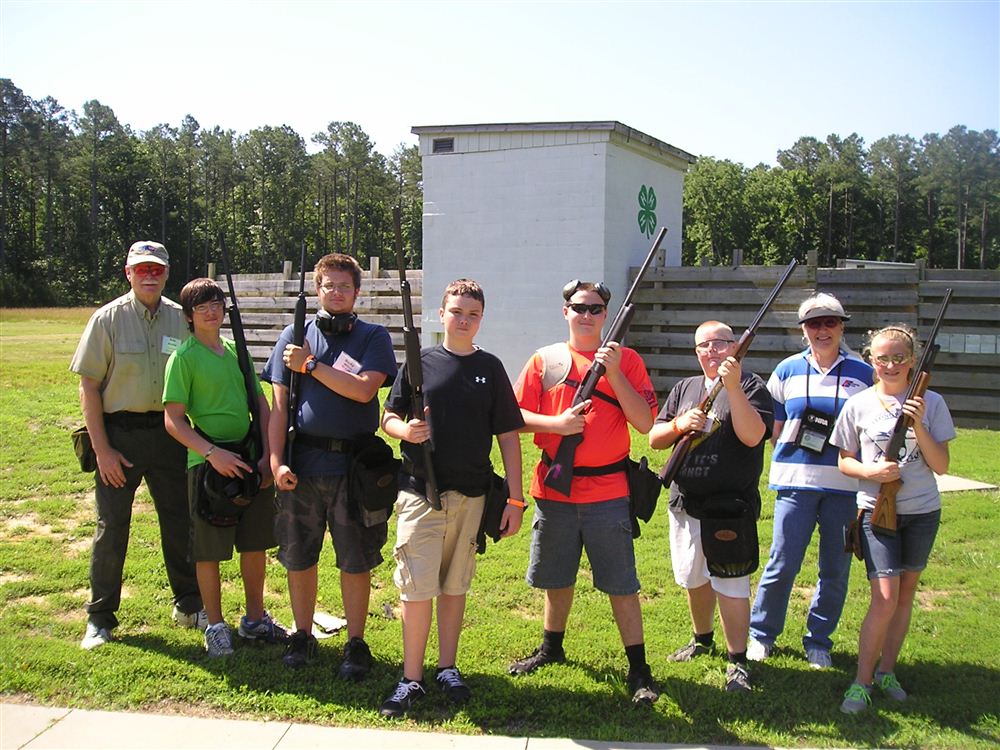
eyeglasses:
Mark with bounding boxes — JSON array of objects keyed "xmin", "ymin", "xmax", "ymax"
[
  {"xmin": 872, "ymin": 353, "xmax": 912, "ymax": 366},
  {"xmin": 567, "ymin": 303, "xmax": 607, "ymax": 316},
  {"xmin": 319, "ymin": 283, "xmax": 355, "ymax": 295},
  {"xmin": 695, "ymin": 339, "xmax": 735, "ymax": 352},
  {"xmin": 192, "ymin": 301, "xmax": 226, "ymax": 315},
  {"xmin": 804, "ymin": 317, "xmax": 842, "ymax": 330},
  {"xmin": 130, "ymin": 264, "xmax": 166, "ymax": 278}
]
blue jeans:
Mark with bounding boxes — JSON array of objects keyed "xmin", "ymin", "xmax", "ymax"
[{"xmin": 749, "ymin": 489, "xmax": 855, "ymax": 653}]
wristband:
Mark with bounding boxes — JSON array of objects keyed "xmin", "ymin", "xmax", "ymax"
[
  {"xmin": 506, "ymin": 498, "xmax": 527, "ymax": 509},
  {"xmin": 204, "ymin": 445, "xmax": 216, "ymax": 459},
  {"xmin": 299, "ymin": 355, "xmax": 316, "ymax": 375}
]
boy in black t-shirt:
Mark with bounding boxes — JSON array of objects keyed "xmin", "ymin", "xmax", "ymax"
[
  {"xmin": 379, "ymin": 279, "xmax": 526, "ymax": 718},
  {"xmin": 649, "ymin": 321, "xmax": 773, "ymax": 693}
]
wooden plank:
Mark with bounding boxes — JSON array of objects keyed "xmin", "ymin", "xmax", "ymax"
[
  {"xmin": 922, "ymin": 269, "xmax": 1000, "ymax": 282},
  {"xmin": 920, "ymin": 280, "xmax": 1000, "ymax": 299},
  {"xmin": 816, "ymin": 268, "xmax": 919, "ymax": 284},
  {"xmin": 643, "ymin": 266, "xmax": 813, "ymax": 283},
  {"xmin": 918, "ymin": 303, "xmax": 999, "ymax": 323}
]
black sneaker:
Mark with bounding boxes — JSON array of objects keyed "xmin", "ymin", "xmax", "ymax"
[
  {"xmin": 338, "ymin": 636, "xmax": 373, "ymax": 681},
  {"xmin": 626, "ymin": 664, "xmax": 659, "ymax": 705},
  {"xmin": 508, "ymin": 646, "xmax": 566, "ymax": 675},
  {"xmin": 435, "ymin": 666, "xmax": 471, "ymax": 704},
  {"xmin": 667, "ymin": 638, "xmax": 713, "ymax": 662},
  {"xmin": 379, "ymin": 679, "xmax": 426, "ymax": 718},
  {"xmin": 282, "ymin": 629, "xmax": 317, "ymax": 669},
  {"xmin": 725, "ymin": 662, "xmax": 752, "ymax": 693}
]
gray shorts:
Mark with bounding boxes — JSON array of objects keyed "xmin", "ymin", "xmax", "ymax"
[
  {"xmin": 186, "ymin": 467, "xmax": 277, "ymax": 562},
  {"xmin": 862, "ymin": 508, "xmax": 940, "ymax": 579},
  {"xmin": 274, "ymin": 474, "xmax": 386, "ymax": 573},
  {"xmin": 526, "ymin": 497, "xmax": 640, "ymax": 595}
]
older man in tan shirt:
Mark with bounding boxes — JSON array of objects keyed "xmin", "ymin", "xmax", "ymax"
[{"xmin": 70, "ymin": 241, "xmax": 203, "ymax": 649}]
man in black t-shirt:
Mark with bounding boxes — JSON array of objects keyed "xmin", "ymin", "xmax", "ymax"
[
  {"xmin": 649, "ymin": 321, "xmax": 773, "ymax": 693},
  {"xmin": 379, "ymin": 279, "xmax": 525, "ymax": 718}
]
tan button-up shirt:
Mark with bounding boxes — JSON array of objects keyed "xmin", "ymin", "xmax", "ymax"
[{"xmin": 70, "ymin": 291, "xmax": 188, "ymax": 414}]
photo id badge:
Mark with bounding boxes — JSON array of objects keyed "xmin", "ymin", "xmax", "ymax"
[{"xmin": 795, "ymin": 407, "xmax": 833, "ymax": 454}]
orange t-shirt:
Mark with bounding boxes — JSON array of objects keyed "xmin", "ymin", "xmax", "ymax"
[{"xmin": 514, "ymin": 344, "xmax": 657, "ymax": 503}]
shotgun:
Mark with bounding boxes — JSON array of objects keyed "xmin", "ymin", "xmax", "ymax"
[
  {"xmin": 393, "ymin": 206, "xmax": 441, "ymax": 510},
  {"xmin": 284, "ymin": 241, "xmax": 308, "ymax": 468},
  {"xmin": 659, "ymin": 259, "xmax": 798, "ymax": 488},
  {"xmin": 543, "ymin": 226, "xmax": 668, "ymax": 496},
  {"xmin": 870, "ymin": 288, "xmax": 953, "ymax": 536}
]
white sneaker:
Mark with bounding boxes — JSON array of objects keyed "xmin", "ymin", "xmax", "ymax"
[
  {"xmin": 806, "ymin": 647, "xmax": 832, "ymax": 669},
  {"xmin": 81, "ymin": 622, "xmax": 113, "ymax": 650},
  {"xmin": 746, "ymin": 638, "xmax": 772, "ymax": 662},
  {"xmin": 204, "ymin": 622, "xmax": 234, "ymax": 658},
  {"xmin": 173, "ymin": 606, "xmax": 209, "ymax": 631}
]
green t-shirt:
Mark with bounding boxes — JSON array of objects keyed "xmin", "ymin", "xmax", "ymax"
[{"xmin": 163, "ymin": 336, "xmax": 263, "ymax": 469}]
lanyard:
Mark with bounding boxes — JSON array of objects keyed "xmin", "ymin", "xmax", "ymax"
[{"xmin": 804, "ymin": 356, "xmax": 843, "ymax": 414}]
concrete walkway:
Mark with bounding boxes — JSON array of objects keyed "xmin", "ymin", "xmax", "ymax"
[{"xmin": 1, "ymin": 702, "xmax": 802, "ymax": 750}]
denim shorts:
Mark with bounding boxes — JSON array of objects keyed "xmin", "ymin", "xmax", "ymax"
[
  {"xmin": 861, "ymin": 508, "xmax": 940, "ymax": 579},
  {"xmin": 526, "ymin": 497, "xmax": 640, "ymax": 595},
  {"xmin": 274, "ymin": 474, "xmax": 386, "ymax": 573}
]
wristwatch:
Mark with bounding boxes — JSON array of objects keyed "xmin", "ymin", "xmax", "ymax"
[{"xmin": 304, "ymin": 356, "xmax": 318, "ymax": 375}]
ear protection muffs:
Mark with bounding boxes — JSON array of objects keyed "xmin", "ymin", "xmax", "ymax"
[
  {"xmin": 315, "ymin": 309, "xmax": 357, "ymax": 336},
  {"xmin": 562, "ymin": 279, "xmax": 611, "ymax": 304}
]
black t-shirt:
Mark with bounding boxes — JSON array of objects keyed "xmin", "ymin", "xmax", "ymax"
[
  {"xmin": 657, "ymin": 372, "xmax": 774, "ymax": 512},
  {"xmin": 385, "ymin": 345, "xmax": 524, "ymax": 496}
]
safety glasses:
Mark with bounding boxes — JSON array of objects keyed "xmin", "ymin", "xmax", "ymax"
[{"xmin": 567, "ymin": 303, "xmax": 607, "ymax": 316}]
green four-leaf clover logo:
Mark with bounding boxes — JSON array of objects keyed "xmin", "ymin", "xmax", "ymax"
[{"xmin": 637, "ymin": 185, "xmax": 657, "ymax": 238}]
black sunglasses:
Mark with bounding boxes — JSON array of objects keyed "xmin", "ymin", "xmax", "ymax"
[
  {"xmin": 562, "ymin": 279, "xmax": 611, "ymax": 304},
  {"xmin": 567, "ymin": 302, "xmax": 607, "ymax": 315}
]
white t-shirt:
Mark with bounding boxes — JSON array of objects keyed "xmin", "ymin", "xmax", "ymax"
[{"xmin": 831, "ymin": 387, "xmax": 956, "ymax": 514}]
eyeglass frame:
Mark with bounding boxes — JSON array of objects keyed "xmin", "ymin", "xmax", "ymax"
[
  {"xmin": 803, "ymin": 316, "xmax": 844, "ymax": 330},
  {"xmin": 192, "ymin": 300, "xmax": 227, "ymax": 315},
  {"xmin": 566, "ymin": 302, "xmax": 607, "ymax": 316},
  {"xmin": 872, "ymin": 353, "xmax": 913, "ymax": 366},
  {"xmin": 128, "ymin": 263, "xmax": 166, "ymax": 278},
  {"xmin": 318, "ymin": 282, "xmax": 356, "ymax": 295},
  {"xmin": 695, "ymin": 338, "xmax": 736, "ymax": 352}
]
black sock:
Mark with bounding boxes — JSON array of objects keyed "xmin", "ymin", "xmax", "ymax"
[
  {"xmin": 542, "ymin": 629, "xmax": 564, "ymax": 654},
  {"xmin": 728, "ymin": 650, "xmax": 748, "ymax": 665},
  {"xmin": 694, "ymin": 631, "xmax": 714, "ymax": 647},
  {"xmin": 625, "ymin": 643, "xmax": 647, "ymax": 672},
  {"xmin": 435, "ymin": 665, "xmax": 456, "ymax": 674}
]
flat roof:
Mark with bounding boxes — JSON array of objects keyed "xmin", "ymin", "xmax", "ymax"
[{"xmin": 411, "ymin": 121, "xmax": 697, "ymax": 164}]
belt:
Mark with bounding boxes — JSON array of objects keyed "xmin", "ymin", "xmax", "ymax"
[
  {"xmin": 104, "ymin": 411, "xmax": 164, "ymax": 428},
  {"xmin": 295, "ymin": 434, "xmax": 354, "ymax": 453},
  {"xmin": 540, "ymin": 452, "xmax": 626, "ymax": 477}
]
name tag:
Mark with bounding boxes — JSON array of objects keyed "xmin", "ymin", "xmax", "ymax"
[
  {"xmin": 332, "ymin": 351, "xmax": 362, "ymax": 374},
  {"xmin": 162, "ymin": 336, "xmax": 182, "ymax": 355}
]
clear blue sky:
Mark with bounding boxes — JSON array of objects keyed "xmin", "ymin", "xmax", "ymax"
[{"xmin": 2, "ymin": 0, "xmax": 997, "ymax": 166}]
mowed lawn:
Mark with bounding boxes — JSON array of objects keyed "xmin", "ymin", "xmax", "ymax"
[{"xmin": 1, "ymin": 307, "xmax": 998, "ymax": 748}]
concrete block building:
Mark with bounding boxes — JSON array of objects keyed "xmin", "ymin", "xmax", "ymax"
[{"xmin": 411, "ymin": 121, "xmax": 696, "ymax": 377}]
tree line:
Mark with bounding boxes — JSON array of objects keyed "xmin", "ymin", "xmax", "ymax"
[
  {"xmin": 0, "ymin": 78, "xmax": 423, "ymax": 305},
  {"xmin": 2, "ymin": 77, "xmax": 997, "ymax": 306},
  {"xmin": 682, "ymin": 129, "xmax": 999, "ymax": 270}
]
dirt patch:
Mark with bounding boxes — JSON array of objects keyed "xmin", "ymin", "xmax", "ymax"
[
  {"xmin": 916, "ymin": 589, "xmax": 957, "ymax": 611},
  {"xmin": 0, "ymin": 572, "xmax": 33, "ymax": 585}
]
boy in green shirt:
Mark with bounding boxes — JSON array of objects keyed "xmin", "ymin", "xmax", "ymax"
[{"xmin": 163, "ymin": 278, "xmax": 285, "ymax": 657}]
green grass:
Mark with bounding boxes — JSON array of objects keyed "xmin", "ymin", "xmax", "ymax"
[{"xmin": 2, "ymin": 307, "xmax": 999, "ymax": 747}]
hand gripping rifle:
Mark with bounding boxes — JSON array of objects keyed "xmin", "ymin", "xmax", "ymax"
[
  {"xmin": 659, "ymin": 258, "xmax": 799, "ymax": 488},
  {"xmin": 218, "ymin": 235, "xmax": 264, "ymax": 488},
  {"xmin": 870, "ymin": 288, "xmax": 953, "ymax": 537},
  {"xmin": 284, "ymin": 241, "xmax": 308, "ymax": 468},
  {"xmin": 393, "ymin": 206, "xmax": 441, "ymax": 510},
  {"xmin": 543, "ymin": 226, "xmax": 668, "ymax": 496}
]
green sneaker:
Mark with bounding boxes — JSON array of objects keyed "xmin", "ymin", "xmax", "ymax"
[
  {"xmin": 840, "ymin": 682, "xmax": 872, "ymax": 714},
  {"xmin": 875, "ymin": 671, "xmax": 907, "ymax": 701}
]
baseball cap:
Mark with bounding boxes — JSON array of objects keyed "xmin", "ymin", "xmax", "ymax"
[
  {"xmin": 797, "ymin": 293, "xmax": 849, "ymax": 324},
  {"xmin": 126, "ymin": 241, "xmax": 169, "ymax": 267}
]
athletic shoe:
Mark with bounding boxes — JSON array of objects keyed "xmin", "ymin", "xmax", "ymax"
[
  {"xmin": 204, "ymin": 622, "xmax": 234, "ymax": 658},
  {"xmin": 840, "ymin": 682, "xmax": 872, "ymax": 714},
  {"xmin": 172, "ymin": 606, "xmax": 208, "ymax": 631},
  {"xmin": 435, "ymin": 666, "xmax": 471, "ymax": 704},
  {"xmin": 508, "ymin": 646, "xmax": 566, "ymax": 675},
  {"xmin": 379, "ymin": 679, "xmax": 426, "ymax": 719},
  {"xmin": 806, "ymin": 647, "xmax": 832, "ymax": 670},
  {"xmin": 80, "ymin": 622, "xmax": 113, "ymax": 650},
  {"xmin": 725, "ymin": 663, "xmax": 752, "ymax": 693},
  {"xmin": 875, "ymin": 671, "xmax": 907, "ymax": 701},
  {"xmin": 282, "ymin": 629, "xmax": 318, "ymax": 669},
  {"xmin": 237, "ymin": 611, "xmax": 288, "ymax": 644},
  {"xmin": 746, "ymin": 638, "xmax": 772, "ymax": 662},
  {"xmin": 668, "ymin": 638, "xmax": 713, "ymax": 662},
  {"xmin": 338, "ymin": 637, "xmax": 373, "ymax": 681},
  {"xmin": 626, "ymin": 664, "xmax": 659, "ymax": 705}
]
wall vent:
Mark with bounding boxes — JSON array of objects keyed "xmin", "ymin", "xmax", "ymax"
[{"xmin": 432, "ymin": 137, "xmax": 455, "ymax": 154}]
